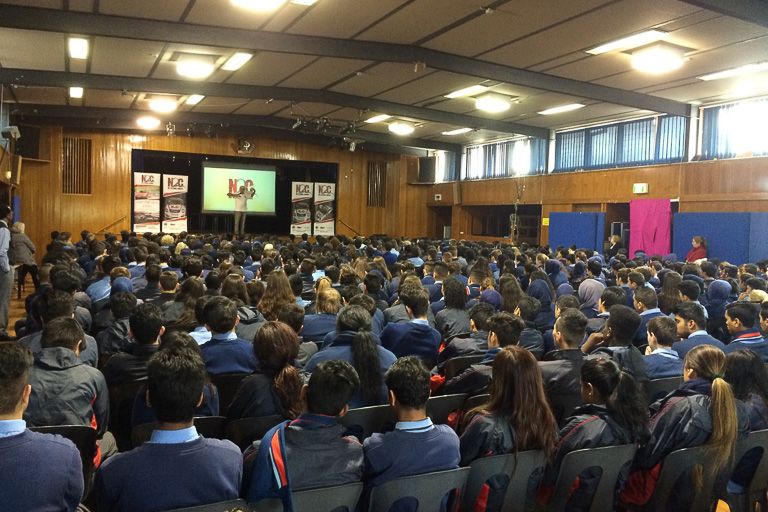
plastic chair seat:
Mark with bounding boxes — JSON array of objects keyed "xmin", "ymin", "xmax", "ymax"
[
  {"xmin": 163, "ymin": 498, "xmax": 249, "ymax": 511},
  {"xmin": 367, "ymin": 467, "xmax": 470, "ymax": 512},
  {"xmin": 643, "ymin": 444, "xmax": 717, "ymax": 512},
  {"xmin": 339, "ymin": 405, "xmax": 395, "ymax": 438},
  {"xmin": 645, "ymin": 377, "xmax": 683, "ymax": 403},
  {"xmin": 464, "ymin": 451, "xmax": 547, "ymax": 512},
  {"xmin": 30, "ymin": 425, "xmax": 97, "ymax": 498}
]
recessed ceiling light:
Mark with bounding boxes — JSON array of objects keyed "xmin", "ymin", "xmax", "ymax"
[
  {"xmin": 587, "ymin": 30, "xmax": 668, "ymax": 55},
  {"xmin": 68, "ymin": 37, "xmax": 89, "ymax": 59},
  {"xmin": 176, "ymin": 56, "xmax": 215, "ymax": 79},
  {"xmin": 442, "ymin": 127, "xmax": 472, "ymax": 136},
  {"xmin": 364, "ymin": 114, "xmax": 391, "ymax": 123},
  {"xmin": 291, "ymin": 0, "xmax": 317, "ymax": 4},
  {"xmin": 388, "ymin": 122, "xmax": 415, "ymax": 136},
  {"xmin": 148, "ymin": 97, "xmax": 178, "ymax": 114},
  {"xmin": 136, "ymin": 116, "xmax": 161, "ymax": 130},
  {"xmin": 699, "ymin": 62, "xmax": 768, "ymax": 81},
  {"xmin": 445, "ymin": 85, "xmax": 489, "ymax": 99},
  {"xmin": 222, "ymin": 52, "xmax": 253, "ymax": 71},
  {"xmin": 68, "ymin": 87, "xmax": 84, "ymax": 99},
  {"xmin": 631, "ymin": 44, "xmax": 684, "ymax": 74},
  {"xmin": 231, "ymin": 0, "xmax": 287, "ymax": 11},
  {"xmin": 475, "ymin": 93, "xmax": 511, "ymax": 113},
  {"xmin": 185, "ymin": 94, "xmax": 205, "ymax": 105},
  {"xmin": 538, "ymin": 103, "xmax": 586, "ymax": 116}
]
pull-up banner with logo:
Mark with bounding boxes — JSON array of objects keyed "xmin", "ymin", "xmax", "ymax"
[
  {"xmin": 290, "ymin": 182, "xmax": 313, "ymax": 236},
  {"xmin": 313, "ymin": 183, "xmax": 336, "ymax": 236},
  {"xmin": 162, "ymin": 174, "xmax": 188, "ymax": 233},
  {"xmin": 133, "ymin": 172, "xmax": 161, "ymax": 232}
]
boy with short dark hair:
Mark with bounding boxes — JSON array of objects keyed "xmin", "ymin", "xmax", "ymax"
[
  {"xmin": 380, "ymin": 287, "xmax": 441, "ymax": 367},
  {"xmin": 724, "ymin": 302, "xmax": 768, "ymax": 361},
  {"xmin": 200, "ymin": 296, "xmax": 259, "ymax": 374},
  {"xmin": 643, "ymin": 316, "xmax": 683, "ymax": 379}
]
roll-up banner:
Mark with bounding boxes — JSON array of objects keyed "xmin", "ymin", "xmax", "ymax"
[
  {"xmin": 290, "ymin": 182, "xmax": 313, "ymax": 236},
  {"xmin": 162, "ymin": 174, "xmax": 188, "ymax": 233},
  {"xmin": 133, "ymin": 172, "xmax": 161, "ymax": 232},
  {"xmin": 313, "ymin": 183, "xmax": 336, "ymax": 236}
]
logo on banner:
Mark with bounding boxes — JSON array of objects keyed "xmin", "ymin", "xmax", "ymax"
[
  {"xmin": 166, "ymin": 176, "xmax": 185, "ymax": 190},
  {"xmin": 295, "ymin": 183, "xmax": 311, "ymax": 195},
  {"xmin": 141, "ymin": 174, "xmax": 156, "ymax": 184},
  {"xmin": 229, "ymin": 179, "xmax": 255, "ymax": 193}
]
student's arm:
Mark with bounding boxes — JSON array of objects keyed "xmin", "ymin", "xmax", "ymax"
[
  {"xmin": 458, "ymin": 414, "xmax": 492, "ymax": 466},
  {"xmin": 93, "ymin": 372, "xmax": 110, "ymax": 437},
  {"xmin": 64, "ymin": 444, "xmax": 85, "ymax": 511}
]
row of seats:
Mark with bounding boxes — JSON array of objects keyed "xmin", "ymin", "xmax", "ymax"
[{"xmin": 160, "ymin": 429, "xmax": 768, "ymax": 512}]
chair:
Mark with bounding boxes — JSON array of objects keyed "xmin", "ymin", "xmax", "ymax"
[
  {"xmin": 339, "ymin": 405, "xmax": 395, "ymax": 438},
  {"xmin": 225, "ymin": 415, "xmax": 285, "ymax": 451},
  {"xmin": 643, "ymin": 444, "xmax": 717, "ymax": 512},
  {"xmin": 727, "ymin": 429, "xmax": 768, "ymax": 512},
  {"xmin": 444, "ymin": 355, "xmax": 485, "ymax": 380},
  {"xmin": 463, "ymin": 393, "xmax": 491, "ymax": 412},
  {"xmin": 108, "ymin": 377, "xmax": 147, "ymax": 450},
  {"xmin": 426, "ymin": 393, "xmax": 467, "ymax": 425},
  {"xmin": 367, "ymin": 467, "xmax": 470, "ymax": 512},
  {"xmin": 549, "ymin": 443, "xmax": 637, "ymax": 512},
  {"xmin": 645, "ymin": 376, "xmax": 682, "ymax": 403},
  {"xmin": 250, "ymin": 482, "xmax": 364, "ymax": 512},
  {"xmin": 463, "ymin": 451, "xmax": 547, "ymax": 512},
  {"xmin": 131, "ymin": 422, "xmax": 155, "ymax": 447},
  {"xmin": 163, "ymin": 499, "xmax": 249, "ymax": 511},
  {"xmin": 30, "ymin": 425, "xmax": 97, "ymax": 497},
  {"xmin": 132, "ymin": 417, "xmax": 228, "ymax": 446},
  {"xmin": 209, "ymin": 373, "xmax": 250, "ymax": 414}
]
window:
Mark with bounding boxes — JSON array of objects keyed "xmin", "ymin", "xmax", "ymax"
[
  {"xmin": 62, "ymin": 137, "xmax": 92, "ymax": 194},
  {"xmin": 701, "ymin": 97, "xmax": 768, "ymax": 160},
  {"xmin": 462, "ymin": 137, "xmax": 547, "ymax": 179},
  {"xmin": 554, "ymin": 115, "xmax": 687, "ymax": 172},
  {"xmin": 435, "ymin": 151, "xmax": 459, "ymax": 182}
]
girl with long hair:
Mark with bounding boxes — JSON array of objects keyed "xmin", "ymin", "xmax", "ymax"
[
  {"xmin": 227, "ymin": 321, "xmax": 303, "ymax": 420},
  {"xmin": 163, "ymin": 276, "xmax": 205, "ymax": 329},
  {"xmin": 657, "ymin": 270, "xmax": 682, "ymax": 315},
  {"xmin": 498, "ymin": 274, "xmax": 524, "ymax": 314},
  {"xmin": 435, "ymin": 276, "xmax": 470, "ymax": 338},
  {"xmin": 621, "ymin": 344, "xmax": 746, "ymax": 510},
  {"xmin": 302, "ymin": 288, "xmax": 342, "ymax": 342},
  {"xmin": 220, "ymin": 274, "xmax": 266, "ymax": 340},
  {"xmin": 258, "ymin": 270, "xmax": 295, "ymax": 321},
  {"xmin": 304, "ymin": 305, "xmax": 396, "ymax": 408}
]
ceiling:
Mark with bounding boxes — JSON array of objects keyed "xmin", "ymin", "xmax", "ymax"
[{"xmin": 0, "ymin": 0, "xmax": 766, "ymax": 151}]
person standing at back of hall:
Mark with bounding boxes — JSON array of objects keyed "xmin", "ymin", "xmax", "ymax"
[
  {"xmin": 227, "ymin": 185, "xmax": 256, "ymax": 236},
  {"xmin": 0, "ymin": 205, "xmax": 14, "ymax": 340}
]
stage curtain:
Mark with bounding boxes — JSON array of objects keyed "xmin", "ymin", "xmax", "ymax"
[{"xmin": 629, "ymin": 199, "xmax": 671, "ymax": 257}]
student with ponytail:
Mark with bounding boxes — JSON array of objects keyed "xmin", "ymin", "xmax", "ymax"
[
  {"xmin": 538, "ymin": 358, "xmax": 648, "ymax": 511},
  {"xmin": 621, "ymin": 344, "xmax": 749, "ymax": 510},
  {"xmin": 227, "ymin": 321, "xmax": 304, "ymax": 420},
  {"xmin": 305, "ymin": 305, "xmax": 396, "ymax": 408}
]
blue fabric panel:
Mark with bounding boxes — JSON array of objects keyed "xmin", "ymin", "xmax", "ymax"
[
  {"xmin": 748, "ymin": 213, "xmax": 768, "ymax": 264},
  {"xmin": 673, "ymin": 213, "xmax": 750, "ymax": 264},
  {"xmin": 549, "ymin": 212, "xmax": 603, "ymax": 251}
]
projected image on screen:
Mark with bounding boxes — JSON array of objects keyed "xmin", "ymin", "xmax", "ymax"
[{"xmin": 202, "ymin": 162, "xmax": 277, "ymax": 215}]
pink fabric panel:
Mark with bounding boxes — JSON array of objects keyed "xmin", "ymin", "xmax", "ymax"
[{"xmin": 629, "ymin": 199, "xmax": 671, "ymax": 256}]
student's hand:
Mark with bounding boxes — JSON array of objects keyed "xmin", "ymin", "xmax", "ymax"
[
  {"xmin": 644, "ymin": 345, "xmax": 653, "ymax": 356},
  {"xmin": 581, "ymin": 332, "xmax": 606, "ymax": 353}
]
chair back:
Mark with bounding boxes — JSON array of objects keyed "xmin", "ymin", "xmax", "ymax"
[
  {"xmin": 367, "ymin": 467, "xmax": 470, "ymax": 512},
  {"xmin": 339, "ymin": 405, "xmax": 395, "ymax": 438},
  {"xmin": 292, "ymin": 482, "xmax": 364, "ymax": 512},
  {"xmin": 193, "ymin": 416, "xmax": 228, "ymax": 439},
  {"xmin": 163, "ymin": 498, "xmax": 249, "ymax": 511},
  {"xmin": 209, "ymin": 373, "xmax": 250, "ymax": 414},
  {"xmin": 645, "ymin": 376, "xmax": 683, "ymax": 403},
  {"xmin": 225, "ymin": 415, "xmax": 284, "ymax": 451},
  {"xmin": 549, "ymin": 443, "xmax": 637, "ymax": 512},
  {"xmin": 463, "ymin": 451, "xmax": 547, "ymax": 512},
  {"xmin": 30, "ymin": 425, "xmax": 97, "ymax": 497},
  {"xmin": 728, "ymin": 429, "xmax": 768, "ymax": 512},
  {"xmin": 645, "ymin": 444, "xmax": 717, "ymax": 512},
  {"xmin": 108, "ymin": 377, "xmax": 147, "ymax": 450},
  {"xmin": 546, "ymin": 392, "xmax": 583, "ymax": 427},
  {"xmin": 426, "ymin": 394, "xmax": 467, "ymax": 426},
  {"xmin": 444, "ymin": 355, "xmax": 485, "ymax": 380}
]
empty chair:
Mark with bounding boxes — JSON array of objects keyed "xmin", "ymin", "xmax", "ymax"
[
  {"xmin": 225, "ymin": 415, "xmax": 285, "ymax": 451},
  {"xmin": 727, "ymin": 429, "xmax": 768, "ymax": 512},
  {"xmin": 548, "ymin": 444, "xmax": 637, "ymax": 512},
  {"xmin": 463, "ymin": 451, "xmax": 547, "ymax": 512},
  {"xmin": 163, "ymin": 498, "xmax": 249, "ymax": 511},
  {"xmin": 30, "ymin": 425, "xmax": 97, "ymax": 497},
  {"xmin": 645, "ymin": 377, "xmax": 683, "ymax": 403},
  {"xmin": 210, "ymin": 373, "xmax": 250, "ymax": 414},
  {"xmin": 339, "ymin": 405, "xmax": 395, "ymax": 438},
  {"xmin": 426, "ymin": 393, "xmax": 467, "ymax": 426},
  {"xmin": 367, "ymin": 467, "xmax": 470, "ymax": 512},
  {"xmin": 444, "ymin": 355, "xmax": 485, "ymax": 380},
  {"xmin": 463, "ymin": 393, "xmax": 490, "ymax": 412},
  {"xmin": 642, "ymin": 444, "xmax": 717, "ymax": 512}
]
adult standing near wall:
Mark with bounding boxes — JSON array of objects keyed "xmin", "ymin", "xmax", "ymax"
[
  {"xmin": 227, "ymin": 185, "xmax": 256, "ymax": 236},
  {"xmin": 685, "ymin": 236, "xmax": 707, "ymax": 263},
  {"xmin": 10, "ymin": 222, "xmax": 39, "ymax": 291},
  {"xmin": 0, "ymin": 205, "xmax": 14, "ymax": 339}
]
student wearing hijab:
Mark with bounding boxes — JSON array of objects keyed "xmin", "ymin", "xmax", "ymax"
[{"xmin": 577, "ymin": 279, "xmax": 605, "ymax": 319}]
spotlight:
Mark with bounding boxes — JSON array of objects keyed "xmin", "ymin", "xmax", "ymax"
[
  {"xmin": 291, "ymin": 117, "xmax": 303, "ymax": 129},
  {"xmin": 349, "ymin": 141, "xmax": 357, "ymax": 152},
  {"xmin": 166, "ymin": 122, "xmax": 176, "ymax": 136}
]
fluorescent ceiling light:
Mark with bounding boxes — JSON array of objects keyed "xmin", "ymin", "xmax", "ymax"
[
  {"xmin": 364, "ymin": 114, "xmax": 391, "ymax": 123},
  {"xmin": 631, "ymin": 44, "xmax": 684, "ymax": 74},
  {"xmin": 445, "ymin": 85, "xmax": 489, "ymax": 99},
  {"xmin": 231, "ymin": 0, "xmax": 287, "ymax": 11},
  {"xmin": 538, "ymin": 103, "xmax": 586, "ymax": 116},
  {"xmin": 136, "ymin": 116, "xmax": 161, "ymax": 130},
  {"xmin": 442, "ymin": 127, "xmax": 472, "ymax": 136},
  {"xmin": 291, "ymin": 0, "xmax": 317, "ymax": 4},
  {"xmin": 185, "ymin": 94, "xmax": 205, "ymax": 105},
  {"xmin": 68, "ymin": 87, "xmax": 84, "ymax": 99},
  {"xmin": 148, "ymin": 97, "xmax": 178, "ymax": 114},
  {"xmin": 176, "ymin": 56, "xmax": 215, "ymax": 79},
  {"xmin": 587, "ymin": 30, "xmax": 668, "ymax": 55},
  {"xmin": 475, "ymin": 93, "xmax": 511, "ymax": 113},
  {"xmin": 68, "ymin": 37, "xmax": 89, "ymax": 59},
  {"xmin": 699, "ymin": 62, "xmax": 768, "ymax": 81},
  {"xmin": 388, "ymin": 122, "xmax": 415, "ymax": 136},
  {"xmin": 222, "ymin": 52, "xmax": 253, "ymax": 71}
]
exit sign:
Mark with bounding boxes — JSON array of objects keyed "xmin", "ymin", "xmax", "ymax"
[{"xmin": 633, "ymin": 183, "xmax": 649, "ymax": 194}]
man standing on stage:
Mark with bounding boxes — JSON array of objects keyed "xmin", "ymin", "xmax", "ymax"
[{"xmin": 227, "ymin": 185, "xmax": 256, "ymax": 236}]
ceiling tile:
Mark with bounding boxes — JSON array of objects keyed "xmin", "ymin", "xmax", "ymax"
[
  {"xmin": 11, "ymin": 85, "xmax": 66, "ymax": 105},
  {"xmin": 355, "ymin": 0, "xmax": 477, "ymax": 44},
  {"xmin": 83, "ymin": 89, "xmax": 136, "ymax": 109},
  {"xmin": 329, "ymin": 62, "xmax": 424, "ymax": 97},
  {"xmin": 69, "ymin": 0, "xmax": 95, "ymax": 12},
  {"xmin": 524, "ymin": 104, "xmax": 645, "ymax": 129},
  {"xmin": 0, "ymin": 28, "xmax": 64, "ymax": 71},
  {"xmin": 287, "ymin": 0, "xmax": 410, "ymax": 38},
  {"xmin": 227, "ymin": 52, "xmax": 317, "ymax": 86},
  {"xmin": 185, "ymin": 0, "xmax": 280, "ymax": 29},
  {"xmin": 100, "ymin": 0, "xmax": 189, "ymax": 20},
  {"xmin": 375, "ymin": 71, "xmax": 484, "ymax": 104},
  {"xmin": 91, "ymin": 37, "xmax": 165, "ymax": 78},
  {"xmin": 261, "ymin": 3, "xmax": 307, "ymax": 31},
  {"xmin": 277, "ymin": 57, "xmax": 370, "ymax": 88}
]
